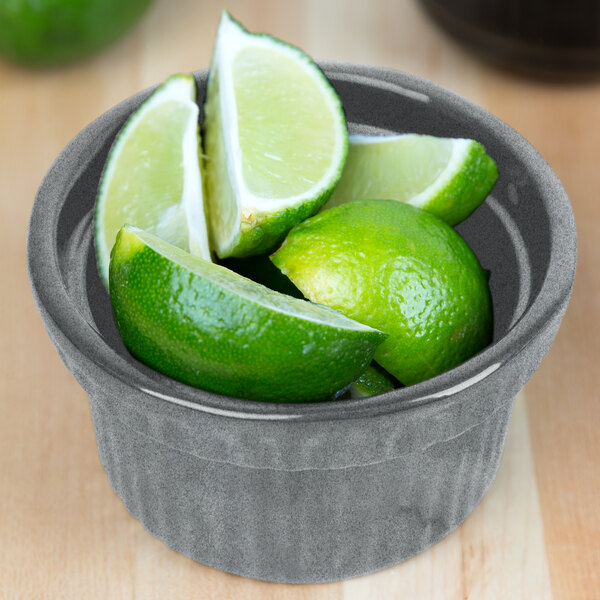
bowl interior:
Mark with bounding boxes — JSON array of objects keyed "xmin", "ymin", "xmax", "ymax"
[{"xmin": 53, "ymin": 66, "xmax": 554, "ymax": 404}]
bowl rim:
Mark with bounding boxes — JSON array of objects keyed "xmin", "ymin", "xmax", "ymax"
[{"xmin": 27, "ymin": 62, "xmax": 577, "ymax": 422}]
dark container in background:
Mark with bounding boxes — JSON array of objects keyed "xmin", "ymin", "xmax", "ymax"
[{"xmin": 420, "ymin": 0, "xmax": 600, "ymax": 76}]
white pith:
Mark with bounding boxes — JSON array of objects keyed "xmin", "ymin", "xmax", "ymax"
[
  {"xmin": 348, "ymin": 133, "xmax": 472, "ymax": 209},
  {"xmin": 211, "ymin": 14, "xmax": 347, "ymax": 254},
  {"xmin": 182, "ymin": 109, "xmax": 211, "ymax": 261}
]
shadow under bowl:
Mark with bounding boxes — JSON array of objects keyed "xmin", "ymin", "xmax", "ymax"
[{"xmin": 27, "ymin": 63, "xmax": 576, "ymax": 583}]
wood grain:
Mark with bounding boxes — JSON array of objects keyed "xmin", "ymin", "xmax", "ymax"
[
  {"xmin": 1, "ymin": 0, "xmax": 598, "ymax": 598},
  {"xmin": 480, "ymin": 72, "xmax": 600, "ymax": 600}
]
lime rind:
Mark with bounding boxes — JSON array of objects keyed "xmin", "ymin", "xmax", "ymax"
[
  {"xmin": 109, "ymin": 225, "xmax": 386, "ymax": 403},
  {"xmin": 203, "ymin": 11, "xmax": 348, "ymax": 258},
  {"xmin": 324, "ymin": 134, "xmax": 498, "ymax": 226},
  {"xmin": 95, "ymin": 73, "xmax": 211, "ymax": 286},
  {"xmin": 406, "ymin": 137, "xmax": 498, "ymax": 225}
]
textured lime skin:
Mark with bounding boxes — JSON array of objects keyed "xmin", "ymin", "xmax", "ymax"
[
  {"xmin": 349, "ymin": 363, "xmax": 396, "ymax": 398},
  {"xmin": 0, "ymin": 0, "xmax": 152, "ymax": 66},
  {"xmin": 271, "ymin": 200, "xmax": 493, "ymax": 386},
  {"xmin": 202, "ymin": 12, "xmax": 348, "ymax": 258},
  {"xmin": 109, "ymin": 226, "xmax": 386, "ymax": 403},
  {"xmin": 324, "ymin": 136, "xmax": 498, "ymax": 227}
]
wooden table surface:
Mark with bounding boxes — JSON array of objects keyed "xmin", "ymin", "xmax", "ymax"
[{"xmin": 1, "ymin": 1, "xmax": 598, "ymax": 598}]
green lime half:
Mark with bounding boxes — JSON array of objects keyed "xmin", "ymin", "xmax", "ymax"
[
  {"xmin": 202, "ymin": 11, "xmax": 348, "ymax": 258},
  {"xmin": 95, "ymin": 73, "xmax": 210, "ymax": 285},
  {"xmin": 109, "ymin": 225, "xmax": 386, "ymax": 403},
  {"xmin": 272, "ymin": 200, "xmax": 493, "ymax": 386},
  {"xmin": 323, "ymin": 134, "xmax": 498, "ymax": 226}
]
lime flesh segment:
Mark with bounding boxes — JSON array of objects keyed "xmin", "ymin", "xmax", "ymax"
[
  {"xmin": 203, "ymin": 12, "xmax": 348, "ymax": 258},
  {"xmin": 272, "ymin": 200, "xmax": 493, "ymax": 386},
  {"xmin": 109, "ymin": 226, "xmax": 386, "ymax": 403},
  {"xmin": 323, "ymin": 134, "xmax": 498, "ymax": 226},
  {"xmin": 234, "ymin": 47, "xmax": 339, "ymax": 198},
  {"xmin": 95, "ymin": 74, "xmax": 210, "ymax": 286}
]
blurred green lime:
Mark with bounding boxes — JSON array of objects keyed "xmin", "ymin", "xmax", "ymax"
[{"xmin": 0, "ymin": 0, "xmax": 153, "ymax": 66}]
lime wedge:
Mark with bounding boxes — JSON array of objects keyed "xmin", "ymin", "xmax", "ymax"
[
  {"xmin": 203, "ymin": 12, "xmax": 348, "ymax": 258},
  {"xmin": 349, "ymin": 363, "xmax": 397, "ymax": 399},
  {"xmin": 109, "ymin": 225, "xmax": 386, "ymax": 403},
  {"xmin": 323, "ymin": 134, "xmax": 498, "ymax": 226},
  {"xmin": 95, "ymin": 73, "xmax": 210, "ymax": 286}
]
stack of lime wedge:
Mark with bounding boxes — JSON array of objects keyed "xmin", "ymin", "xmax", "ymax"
[{"xmin": 94, "ymin": 11, "xmax": 497, "ymax": 402}]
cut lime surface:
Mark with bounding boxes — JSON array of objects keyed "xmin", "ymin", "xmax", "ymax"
[
  {"xmin": 323, "ymin": 134, "xmax": 498, "ymax": 226},
  {"xmin": 109, "ymin": 226, "xmax": 386, "ymax": 403},
  {"xmin": 203, "ymin": 12, "xmax": 348, "ymax": 258},
  {"xmin": 95, "ymin": 73, "xmax": 210, "ymax": 286},
  {"xmin": 272, "ymin": 200, "xmax": 493, "ymax": 386}
]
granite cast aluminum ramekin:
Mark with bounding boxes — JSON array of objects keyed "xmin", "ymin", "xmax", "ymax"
[{"xmin": 27, "ymin": 64, "xmax": 576, "ymax": 584}]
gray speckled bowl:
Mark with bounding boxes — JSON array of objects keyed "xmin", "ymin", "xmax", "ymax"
[{"xmin": 27, "ymin": 64, "xmax": 576, "ymax": 583}]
